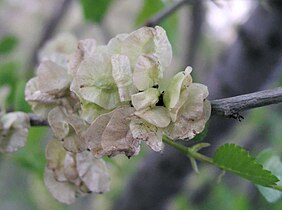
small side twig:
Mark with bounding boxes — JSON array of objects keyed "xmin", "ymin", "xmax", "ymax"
[
  {"xmin": 145, "ymin": 0, "xmax": 191, "ymax": 27},
  {"xmin": 211, "ymin": 87, "xmax": 282, "ymax": 117}
]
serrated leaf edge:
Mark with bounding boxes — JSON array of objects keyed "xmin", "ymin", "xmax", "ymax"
[{"xmin": 213, "ymin": 144, "xmax": 279, "ymax": 187}]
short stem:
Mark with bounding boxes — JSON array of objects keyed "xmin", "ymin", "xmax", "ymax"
[
  {"xmin": 162, "ymin": 135, "xmax": 213, "ymax": 165},
  {"xmin": 163, "ymin": 135, "xmax": 187, "ymax": 154},
  {"xmin": 163, "ymin": 136, "xmax": 282, "ymax": 192},
  {"xmin": 186, "ymin": 147, "xmax": 213, "ymax": 165}
]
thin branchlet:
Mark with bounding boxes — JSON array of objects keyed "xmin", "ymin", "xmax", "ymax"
[{"xmin": 27, "ymin": 87, "xmax": 282, "ymax": 126}]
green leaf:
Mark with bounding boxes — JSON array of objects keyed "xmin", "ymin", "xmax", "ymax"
[
  {"xmin": 256, "ymin": 149, "xmax": 275, "ymax": 165},
  {"xmin": 199, "ymin": 183, "xmax": 251, "ymax": 210},
  {"xmin": 135, "ymin": 0, "xmax": 164, "ymax": 26},
  {"xmin": 80, "ymin": 0, "xmax": 112, "ymax": 23},
  {"xmin": 13, "ymin": 80, "xmax": 31, "ymax": 112},
  {"xmin": 173, "ymin": 193, "xmax": 191, "ymax": 210},
  {"xmin": 0, "ymin": 35, "xmax": 18, "ymax": 55},
  {"xmin": 213, "ymin": 144, "xmax": 279, "ymax": 187},
  {"xmin": 11, "ymin": 127, "xmax": 48, "ymax": 178},
  {"xmin": 135, "ymin": 0, "xmax": 179, "ymax": 48},
  {"xmin": 256, "ymin": 149, "xmax": 282, "ymax": 202},
  {"xmin": 0, "ymin": 62, "xmax": 18, "ymax": 105}
]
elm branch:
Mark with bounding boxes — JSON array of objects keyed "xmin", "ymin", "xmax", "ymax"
[
  {"xmin": 28, "ymin": 87, "xmax": 282, "ymax": 126},
  {"xmin": 211, "ymin": 87, "xmax": 282, "ymax": 117}
]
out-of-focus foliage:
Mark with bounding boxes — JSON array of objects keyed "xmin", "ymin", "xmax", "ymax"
[
  {"xmin": 80, "ymin": 0, "xmax": 113, "ymax": 23},
  {"xmin": 0, "ymin": 35, "xmax": 17, "ymax": 55},
  {"xmin": 257, "ymin": 149, "xmax": 282, "ymax": 202},
  {"xmin": 199, "ymin": 184, "xmax": 251, "ymax": 210},
  {"xmin": 0, "ymin": 62, "xmax": 18, "ymax": 104},
  {"xmin": 135, "ymin": 0, "xmax": 179, "ymax": 48},
  {"xmin": 13, "ymin": 80, "xmax": 31, "ymax": 112},
  {"xmin": 172, "ymin": 193, "xmax": 192, "ymax": 210},
  {"xmin": 11, "ymin": 127, "xmax": 47, "ymax": 177}
]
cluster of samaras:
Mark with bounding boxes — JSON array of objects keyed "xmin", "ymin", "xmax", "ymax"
[{"xmin": 0, "ymin": 26, "xmax": 210, "ymax": 203}]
